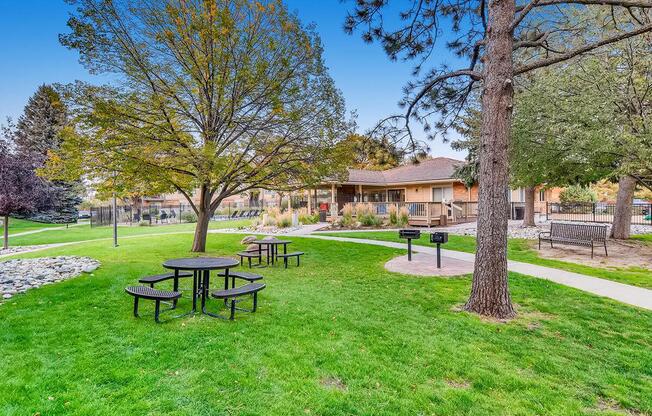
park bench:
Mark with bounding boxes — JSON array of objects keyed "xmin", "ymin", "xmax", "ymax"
[
  {"xmin": 276, "ymin": 251, "xmax": 304, "ymax": 268},
  {"xmin": 539, "ymin": 222, "xmax": 608, "ymax": 258},
  {"xmin": 125, "ymin": 286, "xmax": 182, "ymax": 323},
  {"xmin": 211, "ymin": 283, "xmax": 266, "ymax": 320}
]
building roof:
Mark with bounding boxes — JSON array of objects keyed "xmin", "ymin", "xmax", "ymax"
[{"xmin": 344, "ymin": 157, "xmax": 464, "ymax": 185}]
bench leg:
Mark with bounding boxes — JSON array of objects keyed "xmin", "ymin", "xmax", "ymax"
[
  {"xmin": 248, "ymin": 257, "xmax": 252, "ymax": 268},
  {"xmin": 155, "ymin": 300, "xmax": 161, "ymax": 323},
  {"xmin": 297, "ymin": 256, "xmax": 300, "ymax": 267},
  {"xmin": 538, "ymin": 238, "xmax": 541, "ymax": 250},
  {"xmin": 284, "ymin": 257, "xmax": 288, "ymax": 269},
  {"xmin": 604, "ymin": 242, "xmax": 608, "ymax": 257},
  {"xmin": 230, "ymin": 299, "xmax": 236, "ymax": 320},
  {"xmin": 240, "ymin": 256, "xmax": 243, "ymax": 266},
  {"xmin": 591, "ymin": 244, "xmax": 594, "ymax": 259},
  {"xmin": 133, "ymin": 296, "xmax": 140, "ymax": 317},
  {"xmin": 253, "ymin": 292, "xmax": 258, "ymax": 312}
]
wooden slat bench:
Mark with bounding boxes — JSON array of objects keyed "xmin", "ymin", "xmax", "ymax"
[
  {"xmin": 211, "ymin": 283, "xmax": 266, "ymax": 320},
  {"xmin": 276, "ymin": 251, "xmax": 304, "ymax": 268},
  {"xmin": 125, "ymin": 286, "xmax": 182, "ymax": 323},
  {"xmin": 539, "ymin": 222, "xmax": 608, "ymax": 258}
]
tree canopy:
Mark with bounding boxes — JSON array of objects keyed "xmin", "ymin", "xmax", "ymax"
[{"xmin": 52, "ymin": 0, "xmax": 352, "ymax": 251}]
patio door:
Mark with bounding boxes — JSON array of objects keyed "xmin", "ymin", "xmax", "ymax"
[{"xmin": 432, "ymin": 186, "xmax": 454, "ymax": 218}]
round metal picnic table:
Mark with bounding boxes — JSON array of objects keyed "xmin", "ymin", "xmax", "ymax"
[
  {"xmin": 252, "ymin": 239, "xmax": 292, "ymax": 265},
  {"xmin": 162, "ymin": 257, "xmax": 239, "ymax": 318}
]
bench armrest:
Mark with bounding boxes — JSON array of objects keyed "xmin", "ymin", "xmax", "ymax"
[{"xmin": 539, "ymin": 231, "xmax": 551, "ymax": 238}]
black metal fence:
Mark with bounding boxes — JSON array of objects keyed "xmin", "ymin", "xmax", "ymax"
[
  {"xmin": 546, "ymin": 202, "xmax": 652, "ymax": 225},
  {"xmin": 90, "ymin": 204, "xmax": 198, "ymax": 227}
]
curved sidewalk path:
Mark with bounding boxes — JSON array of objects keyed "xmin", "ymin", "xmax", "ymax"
[{"xmin": 303, "ymin": 234, "xmax": 652, "ymax": 311}]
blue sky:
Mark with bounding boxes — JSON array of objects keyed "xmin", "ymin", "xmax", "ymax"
[{"xmin": 0, "ymin": 0, "xmax": 465, "ymax": 159}]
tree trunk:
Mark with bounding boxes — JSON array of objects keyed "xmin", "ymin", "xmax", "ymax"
[
  {"xmin": 523, "ymin": 186, "xmax": 536, "ymax": 227},
  {"xmin": 191, "ymin": 185, "xmax": 212, "ymax": 252},
  {"xmin": 464, "ymin": 0, "xmax": 516, "ymax": 320},
  {"xmin": 2, "ymin": 215, "xmax": 8, "ymax": 250},
  {"xmin": 610, "ymin": 175, "xmax": 636, "ymax": 239}
]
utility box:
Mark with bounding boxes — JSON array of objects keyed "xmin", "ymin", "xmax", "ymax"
[{"xmin": 430, "ymin": 232, "xmax": 448, "ymax": 244}]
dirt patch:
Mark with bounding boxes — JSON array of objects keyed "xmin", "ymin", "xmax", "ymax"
[
  {"xmin": 533, "ymin": 239, "xmax": 652, "ymax": 270},
  {"xmin": 444, "ymin": 379, "xmax": 471, "ymax": 389},
  {"xmin": 590, "ymin": 397, "xmax": 649, "ymax": 415},
  {"xmin": 320, "ymin": 376, "xmax": 347, "ymax": 392}
]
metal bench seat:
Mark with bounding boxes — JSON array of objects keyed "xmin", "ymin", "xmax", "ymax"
[
  {"xmin": 138, "ymin": 271, "xmax": 193, "ymax": 287},
  {"xmin": 211, "ymin": 283, "xmax": 266, "ymax": 320},
  {"xmin": 275, "ymin": 251, "xmax": 304, "ymax": 268},
  {"xmin": 125, "ymin": 286, "xmax": 182, "ymax": 323}
]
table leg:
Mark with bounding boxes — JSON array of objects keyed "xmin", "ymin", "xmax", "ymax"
[
  {"xmin": 267, "ymin": 245, "xmax": 271, "ymax": 265},
  {"xmin": 201, "ymin": 270, "xmax": 208, "ymax": 313},
  {"xmin": 172, "ymin": 269, "xmax": 179, "ymax": 309},
  {"xmin": 191, "ymin": 270, "xmax": 198, "ymax": 313}
]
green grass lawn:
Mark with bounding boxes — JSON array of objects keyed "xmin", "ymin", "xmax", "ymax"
[
  {"xmin": 5, "ymin": 219, "xmax": 253, "ymax": 246},
  {"xmin": 1, "ymin": 234, "xmax": 651, "ymax": 415},
  {"xmin": 632, "ymin": 233, "xmax": 652, "ymax": 244},
  {"xmin": 320, "ymin": 231, "xmax": 652, "ymax": 289},
  {"xmin": 2, "ymin": 218, "xmax": 63, "ymax": 235}
]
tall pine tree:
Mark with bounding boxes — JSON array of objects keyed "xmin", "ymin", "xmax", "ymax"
[{"xmin": 15, "ymin": 85, "xmax": 81, "ymax": 223}]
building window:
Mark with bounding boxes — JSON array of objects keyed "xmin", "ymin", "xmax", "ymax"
[
  {"xmin": 539, "ymin": 189, "xmax": 546, "ymax": 202},
  {"xmin": 387, "ymin": 189, "xmax": 405, "ymax": 202},
  {"xmin": 432, "ymin": 186, "xmax": 453, "ymax": 202}
]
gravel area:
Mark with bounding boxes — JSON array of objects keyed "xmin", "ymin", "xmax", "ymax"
[
  {"xmin": 423, "ymin": 220, "xmax": 652, "ymax": 240},
  {"xmin": 1, "ymin": 256, "xmax": 100, "ymax": 301}
]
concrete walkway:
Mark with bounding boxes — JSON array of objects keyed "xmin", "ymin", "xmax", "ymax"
[{"xmin": 303, "ymin": 234, "xmax": 652, "ymax": 311}]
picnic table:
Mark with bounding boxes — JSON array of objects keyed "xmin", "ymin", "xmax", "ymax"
[
  {"xmin": 162, "ymin": 257, "xmax": 239, "ymax": 318},
  {"xmin": 251, "ymin": 239, "xmax": 292, "ymax": 265}
]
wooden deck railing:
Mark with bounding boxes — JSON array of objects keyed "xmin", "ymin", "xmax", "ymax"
[{"xmin": 344, "ymin": 201, "xmax": 479, "ymax": 224}]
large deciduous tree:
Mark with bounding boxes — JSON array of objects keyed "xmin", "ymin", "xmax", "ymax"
[
  {"xmin": 346, "ymin": 1, "xmax": 652, "ymax": 318},
  {"xmin": 53, "ymin": 0, "xmax": 351, "ymax": 252}
]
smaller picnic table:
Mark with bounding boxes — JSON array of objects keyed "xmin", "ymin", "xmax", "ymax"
[{"xmin": 251, "ymin": 239, "xmax": 292, "ymax": 266}]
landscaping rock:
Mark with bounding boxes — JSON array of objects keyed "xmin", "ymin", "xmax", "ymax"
[{"xmin": 0, "ymin": 256, "xmax": 100, "ymax": 302}]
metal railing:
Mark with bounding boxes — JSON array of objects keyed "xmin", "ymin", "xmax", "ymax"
[{"xmin": 546, "ymin": 202, "xmax": 652, "ymax": 225}]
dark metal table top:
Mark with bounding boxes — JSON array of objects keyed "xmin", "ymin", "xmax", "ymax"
[
  {"xmin": 162, "ymin": 257, "xmax": 239, "ymax": 271},
  {"xmin": 253, "ymin": 239, "xmax": 292, "ymax": 245}
]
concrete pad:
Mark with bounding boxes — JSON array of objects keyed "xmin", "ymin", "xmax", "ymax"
[{"xmin": 385, "ymin": 252, "xmax": 474, "ymax": 277}]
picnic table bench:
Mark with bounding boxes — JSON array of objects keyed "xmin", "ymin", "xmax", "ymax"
[{"xmin": 539, "ymin": 222, "xmax": 608, "ymax": 258}]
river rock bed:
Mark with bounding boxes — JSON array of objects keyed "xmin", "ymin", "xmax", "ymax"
[{"xmin": 0, "ymin": 256, "xmax": 100, "ymax": 301}]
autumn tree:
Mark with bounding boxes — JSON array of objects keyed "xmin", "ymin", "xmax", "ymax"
[
  {"xmin": 346, "ymin": 1, "xmax": 652, "ymax": 318},
  {"xmin": 342, "ymin": 133, "xmax": 404, "ymax": 170},
  {"xmin": 52, "ymin": 0, "xmax": 351, "ymax": 252},
  {"xmin": 510, "ymin": 40, "xmax": 652, "ymax": 237}
]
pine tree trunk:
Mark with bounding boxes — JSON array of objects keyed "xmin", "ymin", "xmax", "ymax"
[
  {"xmin": 523, "ymin": 186, "xmax": 536, "ymax": 227},
  {"xmin": 2, "ymin": 215, "xmax": 8, "ymax": 250},
  {"xmin": 191, "ymin": 186, "xmax": 212, "ymax": 252},
  {"xmin": 610, "ymin": 175, "xmax": 636, "ymax": 239},
  {"xmin": 464, "ymin": 0, "xmax": 516, "ymax": 319}
]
